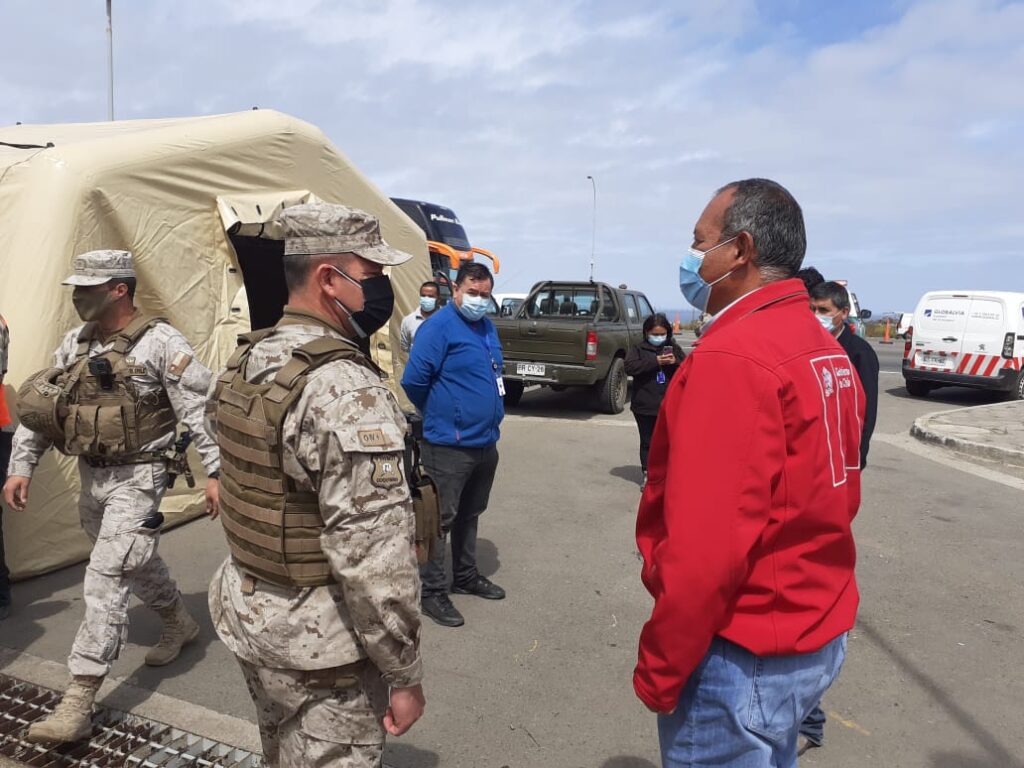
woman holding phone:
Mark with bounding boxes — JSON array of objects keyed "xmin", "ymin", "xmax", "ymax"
[{"xmin": 624, "ymin": 313, "xmax": 685, "ymax": 488}]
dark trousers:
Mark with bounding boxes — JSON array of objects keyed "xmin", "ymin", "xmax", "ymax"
[
  {"xmin": 420, "ymin": 442, "xmax": 499, "ymax": 598},
  {"xmin": 0, "ymin": 430, "xmax": 12, "ymax": 602},
  {"xmin": 633, "ymin": 413, "xmax": 658, "ymax": 472}
]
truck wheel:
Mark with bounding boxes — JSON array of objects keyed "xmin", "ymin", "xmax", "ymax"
[
  {"xmin": 596, "ymin": 358, "xmax": 627, "ymax": 414},
  {"xmin": 504, "ymin": 379, "xmax": 525, "ymax": 408},
  {"xmin": 905, "ymin": 380, "xmax": 932, "ymax": 397}
]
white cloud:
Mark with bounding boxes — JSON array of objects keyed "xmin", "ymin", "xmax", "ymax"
[{"xmin": 0, "ymin": 0, "xmax": 1021, "ymax": 312}]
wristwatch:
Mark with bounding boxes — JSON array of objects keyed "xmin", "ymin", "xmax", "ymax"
[{"xmin": 208, "ymin": 471, "xmax": 221, "ymax": 479}]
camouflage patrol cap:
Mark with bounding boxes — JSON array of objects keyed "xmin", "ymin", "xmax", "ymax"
[
  {"xmin": 62, "ymin": 250, "xmax": 135, "ymax": 286},
  {"xmin": 279, "ymin": 202, "xmax": 412, "ymax": 266}
]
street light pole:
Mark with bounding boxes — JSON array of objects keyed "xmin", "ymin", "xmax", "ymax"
[
  {"xmin": 586, "ymin": 175, "xmax": 596, "ymax": 282},
  {"xmin": 106, "ymin": 0, "xmax": 114, "ymax": 121}
]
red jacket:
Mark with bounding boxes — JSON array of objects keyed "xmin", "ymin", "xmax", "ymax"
[{"xmin": 634, "ymin": 279, "xmax": 864, "ymax": 713}]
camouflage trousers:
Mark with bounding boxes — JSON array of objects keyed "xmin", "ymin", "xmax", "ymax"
[
  {"xmin": 68, "ymin": 461, "xmax": 179, "ymax": 678},
  {"xmin": 236, "ymin": 657, "xmax": 389, "ymax": 768}
]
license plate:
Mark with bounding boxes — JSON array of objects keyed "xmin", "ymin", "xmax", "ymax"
[
  {"xmin": 919, "ymin": 354, "xmax": 952, "ymax": 369},
  {"xmin": 516, "ymin": 363, "xmax": 546, "ymax": 376}
]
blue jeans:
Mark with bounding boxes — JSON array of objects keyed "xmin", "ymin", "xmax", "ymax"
[{"xmin": 658, "ymin": 634, "xmax": 847, "ymax": 768}]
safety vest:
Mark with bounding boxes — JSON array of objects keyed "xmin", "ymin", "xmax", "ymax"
[
  {"xmin": 213, "ymin": 314, "xmax": 378, "ymax": 589},
  {"xmin": 17, "ymin": 314, "xmax": 176, "ymax": 460}
]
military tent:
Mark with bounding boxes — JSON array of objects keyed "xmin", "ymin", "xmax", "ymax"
[{"xmin": 0, "ymin": 109, "xmax": 429, "ymax": 578}]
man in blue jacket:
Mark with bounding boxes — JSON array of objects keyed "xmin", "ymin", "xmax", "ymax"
[{"xmin": 402, "ymin": 262, "xmax": 506, "ymax": 627}]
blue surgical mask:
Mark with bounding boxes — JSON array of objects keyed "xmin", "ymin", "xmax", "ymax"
[
  {"xmin": 678, "ymin": 237, "xmax": 738, "ymax": 311},
  {"xmin": 419, "ymin": 296, "xmax": 437, "ymax": 313},
  {"xmin": 817, "ymin": 313, "xmax": 838, "ymax": 334},
  {"xmin": 457, "ymin": 294, "xmax": 490, "ymax": 322},
  {"xmin": 647, "ymin": 334, "xmax": 668, "ymax": 346}
]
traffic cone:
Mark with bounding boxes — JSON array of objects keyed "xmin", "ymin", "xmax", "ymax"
[
  {"xmin": 673, "ymin": 313, "xmax": 681, "ymax": 333},
  {"xmin": 880, "ymin": 318, "xmax": 894, "ymax": 344}
]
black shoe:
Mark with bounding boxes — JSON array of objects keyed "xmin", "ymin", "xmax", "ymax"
[
  {"xmin": 452, "ymin": 575, "xmax": 506, "ymax": 600},
  {"xmin": 797, "ymin": 736, "xmax": 822, "ymax": 756},
  {"xmin": 421, "ymin": 594, "xmax": 465, "ymax": 627}
]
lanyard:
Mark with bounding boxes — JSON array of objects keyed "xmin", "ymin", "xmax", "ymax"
[{"xmin": 474, "ymin": 328, "xmax": 499, "ymax": 374}]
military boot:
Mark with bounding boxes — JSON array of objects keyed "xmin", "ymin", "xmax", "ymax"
[
  {"xmin": 26, "ymin": 675, "xmax": 101, "ymax": 744},
  {"xmin": 145, "ymin": 596, "xmax": 199, "ymax": 666}
]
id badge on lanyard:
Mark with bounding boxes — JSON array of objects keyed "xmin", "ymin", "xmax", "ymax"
[
  {"xmin": 656, "ymin": 370, "xmax": 666, "ymax": 385},
  {"xmin": 479, "ymin": 331, "xmax": 504, "ymax": 395}
]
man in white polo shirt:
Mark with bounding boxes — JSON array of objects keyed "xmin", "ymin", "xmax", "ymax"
[{"xmin": 400, "ymin": 281, "xmax": 441, "ymax": 353}]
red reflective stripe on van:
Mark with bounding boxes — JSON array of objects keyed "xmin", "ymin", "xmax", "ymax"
[
  {"xmin": 982, "ymin": 357, "xmax": 1000, "ymax": 377},
  {"xmin": 958, "ymin": 354, "xmax": 973, "ymax": 373},
  {"xmin": 969, "ymin": 356, "xmax": 986, "ymax": 375}
]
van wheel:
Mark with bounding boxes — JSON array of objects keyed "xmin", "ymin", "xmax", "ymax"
[
  {"xmin": 596, "ymin": 358, "xmax": 627, "ymax": 414},
  {"xmin": 503, "ymin": 379, "xmax": 524, "ymax": 408},
  {"xmin": 906, "ymin": 380, "xmax": 932, "ymax": 397}
]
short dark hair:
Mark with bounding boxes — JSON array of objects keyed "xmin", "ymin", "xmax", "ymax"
[
  {"xmin": 283, "ymin": 254, "xmax": 340, "ymax": 293},
  {"xmin": 455, "ymin": 261, "xmax": 493, "ymax": 286},
  {"xmin": 420, "ymin": 281, "xmax": 441, "ymax": 293},
  {"xmin": 796, "ymin": 266, "xmax": 825, "ymax": 292},
  {"xmin": 642, "ymin": 312, "xmax": 673, "ymax": 337},
  {"xmin": 716, "ymin": 178, "xmax": 806, "ymax": 280},
  {"xmin": 810, "ymin": 281, "xmax": 850, "ymax": 312}
]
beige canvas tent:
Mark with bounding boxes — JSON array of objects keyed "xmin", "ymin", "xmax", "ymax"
[{"xmin": 0, "ymin": 109, "xmax": 430, "ymax": 578}]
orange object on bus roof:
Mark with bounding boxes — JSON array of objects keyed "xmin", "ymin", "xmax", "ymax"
[{"xmin": 427, "ymin": 241, "xmax": 501, "ymax": 275}]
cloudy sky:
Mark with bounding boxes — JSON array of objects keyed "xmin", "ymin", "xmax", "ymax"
[{"xmin": 2, "ymin": 0, "xmax": 1021, "ymax": 315}]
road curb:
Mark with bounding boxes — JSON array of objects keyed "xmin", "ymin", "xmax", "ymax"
[{"xmin": 910, "ymin": 401, "xmax": 1024, "ymax": 466}]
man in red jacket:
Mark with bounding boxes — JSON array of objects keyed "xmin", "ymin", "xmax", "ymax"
[{"xmin": 635, "ymin": 179, "xmax": 864, "ymax": 767}]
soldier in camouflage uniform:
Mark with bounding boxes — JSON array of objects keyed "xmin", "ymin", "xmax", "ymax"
[
  {"xmin": 0, "ymin": 311, "xmax": 12, "ymax": 619},
  {"xmin": 208, "ymin": 202, "xmax": 424, "ymax": 767},
  {"xmin": 2, "ymin": 250, "xmax": 221, "ymax": 744}
]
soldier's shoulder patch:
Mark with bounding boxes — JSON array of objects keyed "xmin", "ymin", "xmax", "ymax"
[
  {"xmin": 168, "ymin": 351, "xmax": 192, "ymax": 377},
  {"xmin": 357, "ymin": 428, "xmax": 388, "ymax": 448},
  {"xmin": 370, "ymin": 454, "xmax": 403, "ymax": 490}
]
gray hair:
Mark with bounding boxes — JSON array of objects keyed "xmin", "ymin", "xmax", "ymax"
[{"xmin": 716, "ymin": 178, "xmax": 806, "ymax": 281}]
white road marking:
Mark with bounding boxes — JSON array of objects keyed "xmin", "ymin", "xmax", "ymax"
[{"xmin": 874, "ymin": 432, "xmax": 1024, "ymax": 492}]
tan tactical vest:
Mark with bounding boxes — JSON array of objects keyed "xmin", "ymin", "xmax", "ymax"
[
  {"xmin": 17, "ymin": 314, "xmax": 176, "ymax": 460},
  {"xmin": 213, "ymin": 314, "xmax": 379, "ymax": 589}
]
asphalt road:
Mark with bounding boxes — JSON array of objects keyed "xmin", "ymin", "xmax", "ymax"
[{"xmin": 2, "ymin": 372, "xmax": 1022, "ymax": 767}]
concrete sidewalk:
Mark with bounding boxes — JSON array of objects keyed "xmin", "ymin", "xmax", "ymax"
[{"xmin": 911, "ymin": 400, "xmax": 1024, "ymax": 465}]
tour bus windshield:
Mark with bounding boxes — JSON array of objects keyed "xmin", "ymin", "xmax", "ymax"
[{"xmin": 421, "ymin": 203, "xmax": 471, "ymax": 251}]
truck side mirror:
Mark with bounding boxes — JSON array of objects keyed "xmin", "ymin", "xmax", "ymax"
[{"xmin": 860, "ymin": 309, "xmax": 872, "ymax": 320}]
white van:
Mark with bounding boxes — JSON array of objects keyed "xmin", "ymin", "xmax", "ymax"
[{"xmin": 903, "ymin": 291, "xmax": 1024, "ymax": 399}]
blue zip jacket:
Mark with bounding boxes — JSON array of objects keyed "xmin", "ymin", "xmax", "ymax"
[{"xmin": 401, "ymin": 302, "xmax": 505, "ymax": 447}]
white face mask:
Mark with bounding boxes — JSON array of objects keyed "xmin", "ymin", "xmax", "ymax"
[
  {"xmin": 817, "ymin": 313, "xmax": 837, "ymax": 332},
  {"xmin": 458, "ymin": 294, "xmax": 490, "ymax": 322}
]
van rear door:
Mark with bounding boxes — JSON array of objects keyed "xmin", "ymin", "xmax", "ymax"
[
  {"xmin": 910, "ymin": 294, "xmax": 970, "ymax": 373},
  {"xmin": 958, "ymin": 296, "xmax": 1008, "ymax": 377}
]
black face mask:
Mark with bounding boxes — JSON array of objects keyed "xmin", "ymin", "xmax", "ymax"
[{"xmin": 331, "ymin": 267, "xmax": 395, "ymax": 339}]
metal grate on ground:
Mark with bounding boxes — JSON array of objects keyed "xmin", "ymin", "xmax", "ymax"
[{"xmin": 0, "ymin": 673, "xmax": 261, "ymax": 767}]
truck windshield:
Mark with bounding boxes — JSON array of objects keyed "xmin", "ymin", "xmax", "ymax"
[{"xmin": 527, "ymin": 288, "xmax": 598, "ymax": 318}]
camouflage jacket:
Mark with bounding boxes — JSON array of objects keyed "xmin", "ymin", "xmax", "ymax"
[
  {"xmin": 207, "ymin": 319, "xmax": 422, "ymax": 688},
  {"xmin": 8, "ymin": 319, "xmax": 220, "ymax": 477}
]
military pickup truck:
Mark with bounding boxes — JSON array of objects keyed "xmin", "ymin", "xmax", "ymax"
[{"xmin": 493, "ymin": 281, "xmax": 656, "ymax": 413}]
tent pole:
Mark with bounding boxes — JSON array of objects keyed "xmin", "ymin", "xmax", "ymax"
[{"xmin": 106, "ymin": 0, "xmax": 114, "ymax": 121}]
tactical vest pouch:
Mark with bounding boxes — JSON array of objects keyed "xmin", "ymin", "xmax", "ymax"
[
  {"xmin": 16, "ymin": 367, "xmax": 68, "ymax": 444},
  {"xmin": 403, "ymin": 412, "xmax": 440, "ymax": 565},
  {"xmin": 411, "ymin": 474, "xmax": 441, "ymax": 565}
]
